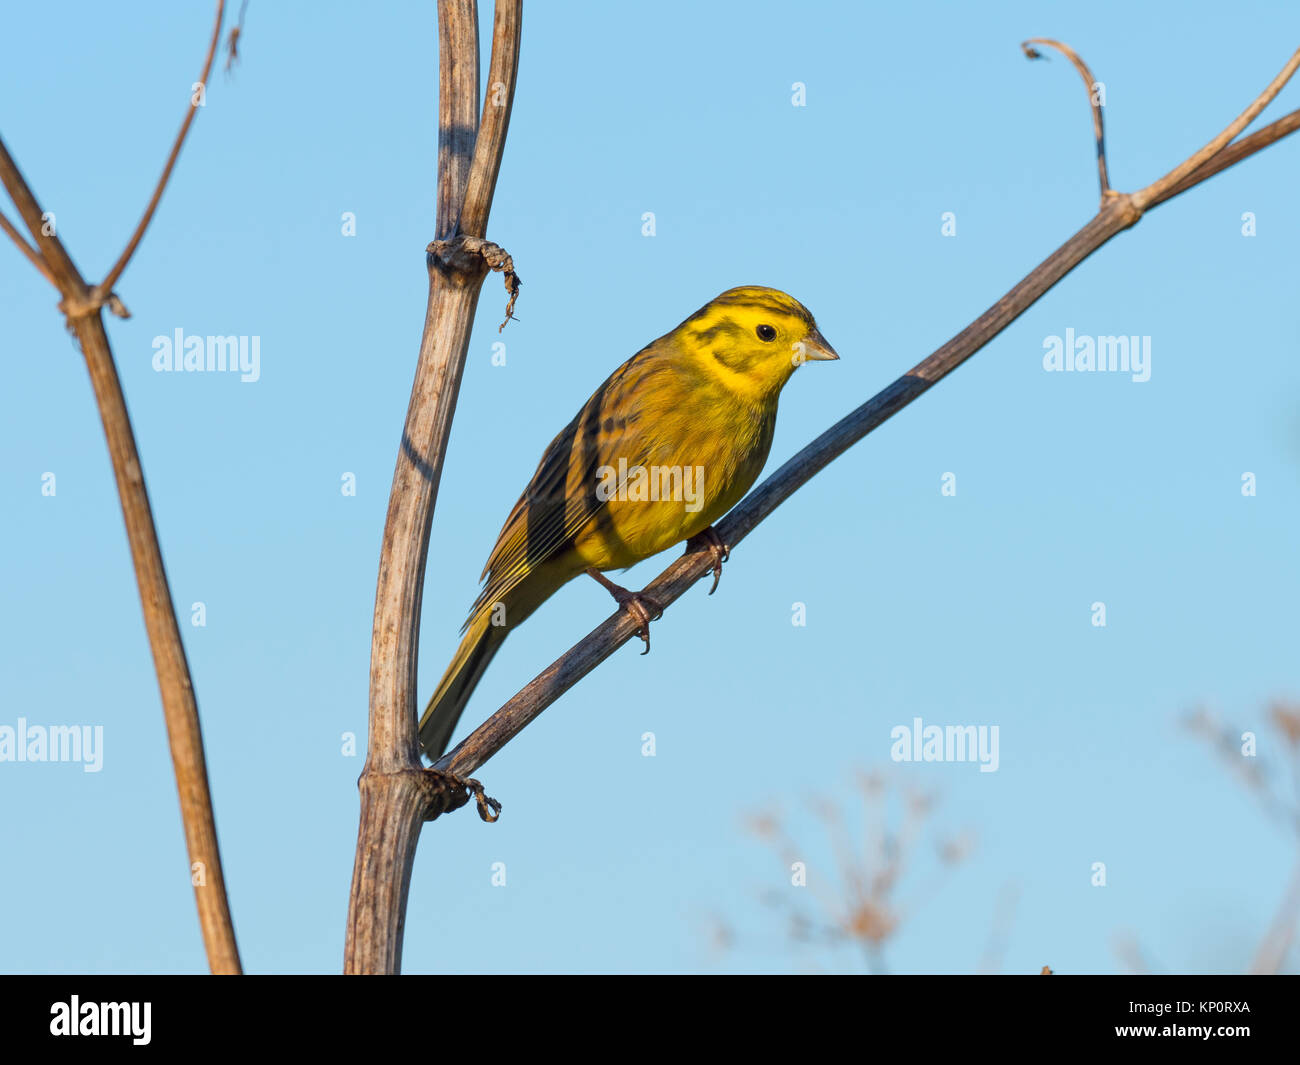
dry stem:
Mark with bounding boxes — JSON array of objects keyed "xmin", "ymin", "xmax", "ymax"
[
  {"xmin": 344, "ymin": 0, "xmax": 522, "ymax": 975},
  {"xmin": 0, "ymin": 0, "xmax": 239, "ymax": 973}
]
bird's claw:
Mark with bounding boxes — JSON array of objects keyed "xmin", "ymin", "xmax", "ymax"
[
  {"xmin": 616, "ymin": 590, "xmax": 663, "ymax": 654},
  {"xmin": 586, "ymin": 568, "xmax": 663, "ymax": 654},
  {"xmin": 690, "ymin": 527, "xmax": 731, "ymax": 595}
]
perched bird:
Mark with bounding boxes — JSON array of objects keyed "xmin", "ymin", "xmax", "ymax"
[{"xmin": 419, "ymin": 285, "xmax": 839, "ymax": 758}]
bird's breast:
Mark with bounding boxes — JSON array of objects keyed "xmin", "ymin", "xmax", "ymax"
[{"xmin": 575, "ymin": 396, "xmax": 776, "ymax": 570}]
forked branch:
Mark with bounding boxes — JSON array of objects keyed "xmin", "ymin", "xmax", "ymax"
[
  {"xmin": 92, "ymin": 1, "xmax": 227, "ymax": 311},
  {"xmin": 0, "ymin": 1, "xmax": 239, "ymax": 973},
  {"xmin": 344, "ymin": 0, "xmax": 522, "ymax": 975}
]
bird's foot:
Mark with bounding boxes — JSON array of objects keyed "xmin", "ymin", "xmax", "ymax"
[
  {"xmin": 688, "ymin": 526, "xmax": 731, "ymax": 595},
  {"xmin": 586, "ymin": 568, "xmax": 663, "ymax": 654}
]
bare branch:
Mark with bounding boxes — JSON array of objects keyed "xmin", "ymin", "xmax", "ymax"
[
  {"xmin": 1134, "ymin": 46, "xmax": 1300, "ymax": 210},
  {"xmin": 435, "ymin": 0, "xmax": 481, "ymax": 239},
  {"xmin": 0, "ymin": 9, "xmax": 241, "ymax": 974},
  {"xmin": 0, "ymin": 137, "xmax": 89, "ymax": 297},
  {"xmin": 1151, "ymin": 107, "xmax": 1300, "ymax": 207},
  {"xmin": 345, "ymin": 0, "xmax": 522, "ymax": 976},
  {"xmin": 73, "ymin": 312, "xmax": 242, "ymax": 974},
  {"xmin": 0, "ymin": 206, "xmax": 58, "ymax": 289},
  {"xmin": 93, "ymin": 0, "xmax": 226, "ymax": 304},
  {"xmin": 460, "ymin": 0, "xmax": 522, "ymax": 237},
  {"xmin": 435, "ymin": 46, "xmax": 1300, "ymax": 784},
  {"xmin": 1022, "ymin": 37, "xmax": 1112, "ymax": 202}
]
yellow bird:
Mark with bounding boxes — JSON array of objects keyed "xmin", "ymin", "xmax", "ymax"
[{"xmin": 419, "ymin": 286, "xmax": 839, "ymax": 758}]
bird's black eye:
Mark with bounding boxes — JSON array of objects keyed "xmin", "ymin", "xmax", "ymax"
[{"xmin": 756, "ymin": 324, "xmax": 777, "ymax": 342}]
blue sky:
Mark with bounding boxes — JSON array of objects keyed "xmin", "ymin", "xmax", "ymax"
[{"xmin": 2, "ymin": 1, "xmax": 1298, "ymax": 974}]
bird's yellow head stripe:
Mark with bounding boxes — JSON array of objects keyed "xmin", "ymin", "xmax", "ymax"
[{"xmin": 675, "ymin": 286, "xmax": 835, "ymax": 398}]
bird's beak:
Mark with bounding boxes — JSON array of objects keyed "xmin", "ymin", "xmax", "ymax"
[{"xmin": 800, "ymin": 327, "xmax": 840, "ymax": 362}]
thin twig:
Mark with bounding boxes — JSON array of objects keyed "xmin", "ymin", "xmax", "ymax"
[
  {"xmin": 1023, "ymin": 38, "xmax": 1112, "ymax": 201},
  {"xmin": 92, "ymin": 1, "xmax": 226, "ymax": 305},
  {"xmin": 1134, "ymin": 46, "xmax": 1300, "ymax": 210},
  {"xmin": 0, "ymin": 206, "xmax": 58, "ymax": 288},
  {"xmin": 435, "ymin": 44, "xmax": 1300, "ymax": 783},
  {"xmin": 0, "ymin": 138, "xmax": 89, "ymax": 296},
  {"xmin": 1153, "ymin": 106, "xmax": 1300, "ymax": 207},
  {"xmin": 225, "ymin": 0, "xmax": 249, "ymax": 73}
]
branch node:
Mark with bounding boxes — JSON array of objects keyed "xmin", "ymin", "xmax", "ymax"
[
  {"xmin": 57, "ymin": 289, "xmax": 131, "ymax": 324},
  {"xmin": 57, "ymin": 292, "xmax": 99, "ymax": 322},
  {"xmin": 426, "ymin": 234, "xmax": 521, "ymax": 331},
  {"xmin": 1105, "ymin": 190, "xmax": 1144, "ymax": 229}
]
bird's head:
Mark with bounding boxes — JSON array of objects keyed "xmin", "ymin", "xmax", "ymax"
[{"xmin": 678, "ymin": 285, "xmax": 839, "ymax": 401}]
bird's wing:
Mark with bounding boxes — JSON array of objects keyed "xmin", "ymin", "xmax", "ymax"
[{"xmin": 465, "ymin": 348, "xmax": 677, "ymax": 628}]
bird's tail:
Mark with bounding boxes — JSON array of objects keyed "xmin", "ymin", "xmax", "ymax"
[
  {"xmin": 419, "ymin": 560, "xmax": 577, "ymax": 759},
  {"xmin": 419, "ymin": 608, "xmax": 508, "ymax": 760}
]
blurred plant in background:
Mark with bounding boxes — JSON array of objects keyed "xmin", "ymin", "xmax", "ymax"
[
  {"xmin": 1179, "ymin": 701, "xmax": 1300, "ymax": 975},
  {"xmin": 704, "ymin": 768, "xmax": 980, "ymax": 974},
  {"xmin": 1113, "ymin": 702, "xmax": 1300, "ymax": 975},
  {"xmin": 704, "ymin": 706, "xmax": 1300, "ymax": 974}
]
